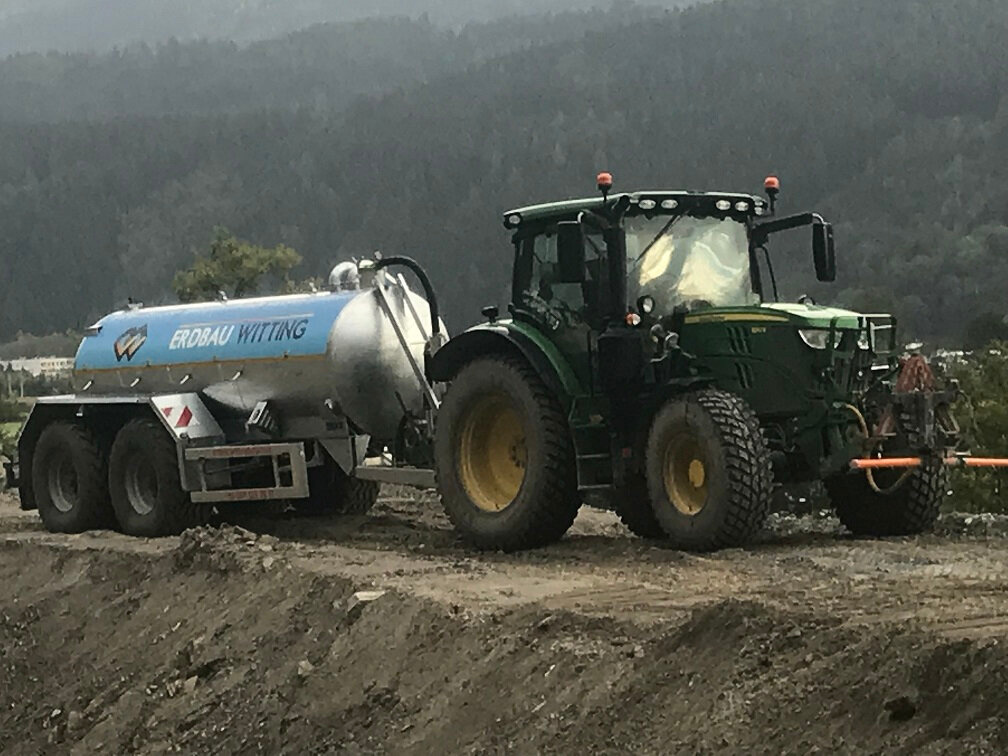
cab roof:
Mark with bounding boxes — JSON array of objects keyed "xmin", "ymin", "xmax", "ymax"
[{"xmin": 503, "ymin": 190, "xmax": 766, "ymax": 229}]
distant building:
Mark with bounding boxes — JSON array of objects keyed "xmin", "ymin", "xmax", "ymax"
[{"xmin": 0, "ymin": 357, "xmax": 74, "ymax": 378}]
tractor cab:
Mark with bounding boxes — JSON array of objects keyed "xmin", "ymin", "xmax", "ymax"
[
  {"xmin": 500, "ymin": 176, "xmax": 846, "ymax": 408},
  {"xmin": 502, "ymin": 174, "xmax": 835, "ymax": 337}
]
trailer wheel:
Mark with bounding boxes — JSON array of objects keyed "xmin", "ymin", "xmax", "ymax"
[
  {"xmin": 614, "ymin": 474, "xmax": 666, "ymax": 539},
  {"xmin": 109, "ymin": 418, "xmax": 209, "ymax": 536},
  {"xmin": 824, "ymin": 465, "xmax": 946, "ymax": 537},
  {"xmin": 435, "ymin": 355, "xmax": 580, "ymax": 551},
  {"xmin": 31, "ymin": 422, "xmax": 112, "ymax": 533},
  {"xmin": 296, "ymin": 461, "xmax": 380, "ymax": 515},
  {"xmin": 645, "ymin": 389, "xmax": 772, "ymax": 551}
]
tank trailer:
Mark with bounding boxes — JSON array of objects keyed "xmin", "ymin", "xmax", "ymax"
[{"xmin": 7, "ymin": 175, "xmax": 1007, "ymax": 550}]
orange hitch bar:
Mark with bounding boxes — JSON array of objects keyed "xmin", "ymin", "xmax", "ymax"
[{"xmin": 850, "ymin": 457, "xmax": 1008, "ymax": 470}]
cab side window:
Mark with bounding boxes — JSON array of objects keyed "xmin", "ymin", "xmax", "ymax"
[{"xmin": 516, "ymin": 226, "xmax": 599, "ymax": 318}]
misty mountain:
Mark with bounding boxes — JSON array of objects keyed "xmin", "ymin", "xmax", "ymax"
[
  {"xmin": 0, "ymin": 0, "xmax": 1006, "ymax": 346},
  {"xmin": 0, "ymin": 0, "xmax": 696, "ymax": 56},
  {"xmin": 0, "ymin": 8, "xmax": 669, "ymax": 121}
]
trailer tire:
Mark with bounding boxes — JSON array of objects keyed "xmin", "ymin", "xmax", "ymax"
[
  {"xmin": 435, "ymin": 354, "xmax": 580, "ymax": 551},
  {"xmin": 109, "ymin": 418, "xmax": 209, "ymax": 536},
  {"xmin": 824, "ymin": 465, "xmax": 946, "ymax": 537},
  {"xmin": 614, "ymin": 474, "xmax": 666, "ymax": 539},
  {"xmin": 296, "ymin": 461, "xmax": 380, "ymax": 515},
  {"xmin": 645, "ymin": 389, "xmax": 772, "ymax": 551},
  {"xmin": 31, "ymin": 422, "xmax": 112, "ymax": 533}
]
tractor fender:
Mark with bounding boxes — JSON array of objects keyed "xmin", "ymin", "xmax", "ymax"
[
  {"xmin": 429, "ymin": 324, "xmax": 582, "ymax": 410},
  {"xmin": 654, "ymin": 376, "xmax": 716, "ymax": 404}
]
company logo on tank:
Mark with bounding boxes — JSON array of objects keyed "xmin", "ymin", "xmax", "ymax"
[{"xmin": 168, "ymin": 317, "xmax": 311, "ymax": 350}]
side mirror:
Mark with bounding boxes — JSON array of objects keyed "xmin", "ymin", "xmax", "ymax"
[
  {"xmin": 812, "ymin": 220, "xmax": 836, "ymax": 282},
  {"xmin": 556, "ymin": 221, "xmax": 587, "ymax": 283}
]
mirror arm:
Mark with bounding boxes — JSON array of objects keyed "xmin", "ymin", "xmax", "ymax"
[
  {"xmin": 747, "ymin": 238, "xmax": 765, "ymax": 299},
  {"xmin": 753, "ymin": 211, "xmax": 823, "ymax": 237},
  {"xmin": 760, "ymin": 245, "xmax": 779, "ymax": 301}
]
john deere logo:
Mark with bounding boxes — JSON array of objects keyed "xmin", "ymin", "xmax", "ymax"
[{"xmin": 114, "ymin": 325, "xmax": 148, "ymax": 362}]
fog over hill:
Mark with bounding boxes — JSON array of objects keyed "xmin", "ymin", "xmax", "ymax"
[
  {"xmin": 0, "ymin": 9, "xmax": 671, "ymax": 121},
  {"xmin": 0, "ymin": 0, "xmax": 699, "ymax": 55}
]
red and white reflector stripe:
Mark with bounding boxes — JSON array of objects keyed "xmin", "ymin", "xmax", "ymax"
[{"xmin": 176, "ymin": 406, "xmax": 193, "ymax": 429}]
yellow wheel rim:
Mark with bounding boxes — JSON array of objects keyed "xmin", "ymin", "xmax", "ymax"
[
  {"xmin": 457, "ymin": 392, "xmax": 528, "ymax": 512},
  {"xmin": 662, "ymin": 434, "xmax": 709, "ymax": 516}
]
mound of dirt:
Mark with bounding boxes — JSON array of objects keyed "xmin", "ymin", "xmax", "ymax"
[
  {"xmin": 5, "ymin": 490, "xmax": 1008, "ymax": 753},
  {"xmin": 0, "ymin": 537, "xmax": 1007, "ymax": 752}
]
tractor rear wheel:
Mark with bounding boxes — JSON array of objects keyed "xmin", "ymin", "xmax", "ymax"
[
  {"xmin": 295, "ymin": 460, "xmax": 380, "ymax": 515},
  {"xmin": 824, "ymin": 466, "xmax": 946, "ymax": 537},
  {"xmin": 109, "ymin": 418, "xmax": 210, "ymax": 536},
  {"xmin": 31, "ymin": 422, "xmax": 113, "ymax": 533},
  {"xmin": 645, "ymin": 389, "xmax": 772, "ymax": 551},
  {"xmin": 434, "ymin": 355, "xmax": 580, "ymax": 551}
]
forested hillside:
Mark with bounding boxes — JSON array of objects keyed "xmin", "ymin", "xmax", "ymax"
[
  {"xmin": 0, "ymin": 9, "xmax": 668, "ymax": 121},
  {"xmin": 0, "ymin": 0, "xmax": 694, "ymax": 55},
  {"xmin": 1, "ymin": 0, "xmax": 1006, "ymax": 345}
]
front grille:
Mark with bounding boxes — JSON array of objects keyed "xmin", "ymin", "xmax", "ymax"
[
  {"xmin": 735, "ymin": 362, "xmax": 755, "ymax": 390},
  {"xmin": 727, "ymin": 326, "xmax": 752, "ymax": 355}
]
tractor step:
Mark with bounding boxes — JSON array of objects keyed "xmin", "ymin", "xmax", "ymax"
[{"xmin": 571, "ymin": 422, "xmax": 614, "ymax": 492}]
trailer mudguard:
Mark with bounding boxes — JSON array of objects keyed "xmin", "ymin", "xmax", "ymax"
[{"xmin": 14, "ymin": 393, "xmax": 225, "ymax": 510}]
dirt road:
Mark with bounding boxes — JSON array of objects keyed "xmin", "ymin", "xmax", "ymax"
[{"xmin": 3, "ymin": 489, "xmax": 1008, "ymax": 754}]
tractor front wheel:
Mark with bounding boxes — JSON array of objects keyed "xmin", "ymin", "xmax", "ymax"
[
  {"xmin": 645, "ymin": 389, "xmax": 773, "ymax": 551},
  {"xmin": 614, "ymin": 473, "xmax": 666, "ymax": 539},
  {"xmin": 434, "ymin": 355, "xmax": 580, "ymax": 551},
  {"xmin": 824, "ymin": 466, "xmax": 946, "ymax": 537}
]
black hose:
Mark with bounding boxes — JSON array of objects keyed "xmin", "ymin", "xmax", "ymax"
[{"xmin": 373, "ymin": 256, "xmax": 442, "ymax": 339}]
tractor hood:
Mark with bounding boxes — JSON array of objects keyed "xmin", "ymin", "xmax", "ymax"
[
  {"xmin": 762, "ymin": 302, "xmax": 874, "ymax": 329},
  {"xmin": 682, "ymin": 303, "xmax": 874, "ymax": 330}
]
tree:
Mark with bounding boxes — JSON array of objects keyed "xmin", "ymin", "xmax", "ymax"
[
  {"xmin": 172, "ymin": 228, "xmax": 302, "ymax": 303},
  {"xmin": 964, "ymin": 313, "xmax": 1008, "ymax": 350},
  {"xmin": 948, "ymin": 343, "xmax": 1008, "ymax": 514}
]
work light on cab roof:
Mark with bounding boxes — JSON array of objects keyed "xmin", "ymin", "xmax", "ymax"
[
  {"xmin": 596, "ymin": 171, "xmax": 614, "ymax": 197},
  {"xmin": 764, "ymin": 174, "xmax": 780, "ymax": 213}
]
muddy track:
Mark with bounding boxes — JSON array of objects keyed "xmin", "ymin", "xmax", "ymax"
[{"xmin": 2, "ymin": 490, "xmax": 1008, "ymax": 754}]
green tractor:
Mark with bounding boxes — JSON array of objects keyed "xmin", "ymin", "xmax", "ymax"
[{"xmin": 428, "ymin": 173, "xmax": 969, "ymax": 551}]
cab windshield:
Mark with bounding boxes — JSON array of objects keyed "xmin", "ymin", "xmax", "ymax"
[{"xmin": 626, "ymin": 214, "xmax": 757, "ymax": 315}]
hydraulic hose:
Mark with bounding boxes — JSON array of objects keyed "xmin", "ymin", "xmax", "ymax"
[
  {"xmin": 841, "ymin": 403, "xmax": 913, "ymax": 494},
  {"xmin": 373, "ymin": 256, "xmax": 442, "ymax": 340}
]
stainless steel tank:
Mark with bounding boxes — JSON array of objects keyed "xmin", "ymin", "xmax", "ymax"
[{"xmin": 74, "ymin": 265, "xmax": 443, "ymax": 442}]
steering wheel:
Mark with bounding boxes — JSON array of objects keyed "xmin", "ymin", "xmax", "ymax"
[{"xmin": 685, "ymin": 299, "xmax": 714, "ymax": 311}]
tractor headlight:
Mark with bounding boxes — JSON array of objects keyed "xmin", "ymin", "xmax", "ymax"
[{"xmin": 798, "ymin": 329, "xmax": 842, "ymax": 350}]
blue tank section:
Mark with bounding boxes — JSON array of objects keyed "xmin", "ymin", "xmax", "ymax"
[{"xmin": 76, "ymin": 292, "xmax": 358, "ymax": 371}]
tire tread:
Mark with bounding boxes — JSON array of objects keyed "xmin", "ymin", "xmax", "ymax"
[
  {"xmin": 436, "ymin": 354, "xmax": 580, "ymax": 551},
  {"xmin": 32, "ymin": 422, "xmax": 111, "ymax": 533},
  {"xmin": 825, "ymin": 465, "xmax": 945, "ymax": 537},
  {"xmin": 648, "ymin": 388, "xmax": 773, "ymax": 550}
]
